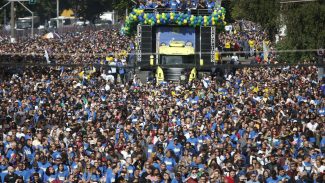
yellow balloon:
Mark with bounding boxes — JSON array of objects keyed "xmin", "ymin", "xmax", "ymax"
[
  {"xmin": 157, "ymin": 20, "xmax": 160, "ymax": 24},
  {"xmin": 212, "ymin": 21, "xmax": 215, "ymax": 25}
]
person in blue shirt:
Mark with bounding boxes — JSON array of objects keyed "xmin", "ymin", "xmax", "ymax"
[
  {"xmin": 29, "ymin": 163, "xmax": 44, "ymax": 183},
  {"xmin": 206, "ymin": 0, "xmax": 215, "ymax": 12},
  {"xmin": 53, "ymin": 157, "xmax": 69, "ymax": 173},
  {"xmin": 266, "ymin": 170, "xmax": 280, "ymax": 183},
  {"xmin": 198, "ymin": 129, "xmax": 212, "ymax": 144},
  {"xmin": 146, "ymin": 0, "xmax": 158, "ymax": 9},
  {"xmin": 187, "ymin": 130, "xmax": 199, "ymax": 149},
  {"xmin": 277, "ymin": 168, "xmax": 291, "ymax": 182},
  {"xmin": 5, "ymin": 142, "xmax": 17, "ymax": 164},
  {"xmin": 82, "ymin": 165, "xmax": 93, "ymax": 182},
  {"xmin": 171, "ymin": 172, "xmax": 183, "ymax": 183},
  {"xmin": 170, "ymin": 0, "xmax": 179, "ymax": 11},
  {"xmin": 166, "ymin": 138, "xmax": 183, "ymax": 160},
  {"xmin": 320, "ymin": 132, "xmax": 325, "ymax": 151},
  {"xmin": 23, "ymin": 138, "xmax": 34, "ymax": 162},
  {"xmin": 163, "ymin": 150, "xmax": 177, "ymax": 172},
  {"xmin": 184, "ymin": 142, "xmax": 197, "ymax": 156},
  {"xmin": 70, "ymin": 156, "xmax": 80, "ymax": 171},
  {"xmin": 14, "ymin": 162, "xmax": 31, "ymax": 182},
  {"xmin": 44, "ymin": 166, "xmax": 57, "ymax": 182},
  {"xmin": 37, "ymin": 156, "xmax": 51, "ymax": 173},
  {"xmin": 89, "ymin": 168, "xmax": 102, "ymax": 182},
  {"xmin": 106, "ymin": 166, "xmax": 116, "ymax": 183},
  {"xmin": 56, "ymin": 163, "xmax": 69, "ymax": 182}
]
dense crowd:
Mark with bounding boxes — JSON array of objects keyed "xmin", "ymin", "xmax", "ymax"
[
  {"xmin": 0, "ymin": 65, "xmax": 324, "ymax": 183},
  {"xmin": 218, "ymin": 21, "xmax": 274, "ymax": 63},
  {"xmin": 0, "ymin": 28, "xmax": 133, "ymax": 65},
  {"xmin": 138, "ymin": 0, "xmax": 220, "ymax": 10}
]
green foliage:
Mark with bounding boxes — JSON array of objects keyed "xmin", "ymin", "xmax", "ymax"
[
  {"xmin": 221, "ymin": 0, "xmax": 234, "ymax": 23},
  {"xmin": 113, "ymin": 0, "xmax": 134, "ymax": 16},
  {"xmin": 74, "ymin": 0, "xmax": 113, "ymax": 23},
  {"xmin": 232, "ymin": 0, "xmax": 280, "ymax": 41},
  {"xmin": 277, "ymin": 1, "xmax": 325, "ymax": 63}
]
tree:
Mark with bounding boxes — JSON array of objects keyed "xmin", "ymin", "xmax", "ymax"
[
  {"xmin": 221, "ymin": 0, "xmax": 235, "ymax": 23},
  {"xmin": 113, "ymin": 0, "xmax": 135, "ymax": 17},
  {"xmin": 73, "ymin": 0, "xmax": 113, "ymax": 23},
  {"xmin": 232, "ymin": 0, "xmax": 280, "ymax": 41},
  {"xmin": 277, "ymin": 1, "xmax": 325, "ymax": 62}
]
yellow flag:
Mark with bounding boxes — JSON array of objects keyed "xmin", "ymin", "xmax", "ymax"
[
  {"xmin": 189, "ymin": 68, "xmax": 197, "ymax": 82},
  {"xmin": 78, "ymin": 71, "xmax": 84, "ymax": 78},
  {"xmin": 156, "ymin": 66, "xmax": 164, "ymax": 86}
]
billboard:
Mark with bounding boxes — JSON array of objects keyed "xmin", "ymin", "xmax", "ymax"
[{"xmin": 157, "ymin": 27, "xmax": 195, "ymax": 47}]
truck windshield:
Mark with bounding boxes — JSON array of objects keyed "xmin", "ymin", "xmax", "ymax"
[{"xmin": 161, "ymin": 55, "xmax": 194, "ymax": 65}]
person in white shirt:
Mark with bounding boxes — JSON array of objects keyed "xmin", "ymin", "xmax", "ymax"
[
  {"xmin": 306, "ymin": 121, "xmax": 318, "ymax": 133},
  {"xmin": 312, "ymin": 160, "xmax": 325, "ymax": 174},
  {"xmin": 231, "ymin": 53, "xmax": 239, "ymax": 64}
]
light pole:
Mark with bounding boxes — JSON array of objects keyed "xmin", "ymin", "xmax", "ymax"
[
  {"xmin": 10, "ymin": 1, "xmax": 15, "ymax": 42},
  {"xmin": 57, "ymin": 0, "xmax": 59, "ymax": 29}
]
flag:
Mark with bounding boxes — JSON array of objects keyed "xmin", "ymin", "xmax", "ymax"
[
  {"xmin": 44, "ymin": 49, "xmax": 50, "ymax": 63},
  {"xmin": 156, "ymin": 66, "xmax": 164, "ymax": 86},
  {"xmin": 78, "ymin": 71, "xmax": 84, "ymax": 79},
  {"xmin": 263, "ymin": 41, "xmax": 269, "ymax": 63},
  {"xmin": 189, "ymin": 68, "xmax": 197, "ymax": 82},
  {"xmin": 60, "ymin": 66, "xmax": 64, "ymax": 77}
]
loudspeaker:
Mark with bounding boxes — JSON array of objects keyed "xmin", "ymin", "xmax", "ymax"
[
  {"xmin": 141, "ymin": 26, "xmax": 153, "ymax": 63},
  {"xmin": 200, "ymin": 27, "xmax": 212, "ymax": 65}
]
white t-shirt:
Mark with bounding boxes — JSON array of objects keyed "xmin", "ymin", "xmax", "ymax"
[
  {"xmin": 306, "ymin": 122, "xmax": 318, "ymax": 132},
  {"xmin": 231, "ymin": 55, "xmax": 239, "ymax": 62},
  {"xmin": 313, "ymin": 165, "xmax": 325, "ymax": 174}
]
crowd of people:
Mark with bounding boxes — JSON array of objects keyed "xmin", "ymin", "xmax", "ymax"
[
  {"xmin": 218, "ymin": 21, "xmax": 275, "ymax": 64},
  {"xmin": 0, "ymin": 64, "xmax": 324, "ymax": 183},
  {"xmin": 0, "ymin": 28, "xmax": 133, "ymax": 65},
  {"xmin": 138, "ymin": 0, "xmax": 221, "ymax": 10}
]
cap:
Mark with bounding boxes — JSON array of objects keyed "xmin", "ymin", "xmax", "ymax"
[
  {"xmin": 293, "ymin": 128, "xmax": 297, "ymax": 132},
  {"xmin": 258, "ymin": 150, "xmax": 264, "ymax": 155},
  {"xmin": 25, "ymin": 135, "xmax": 32, "ymax": 140}
]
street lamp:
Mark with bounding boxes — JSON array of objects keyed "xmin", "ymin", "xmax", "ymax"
[{"xmin": 57, "ymin": 0, "xmax": 59, "ymax": 28}]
